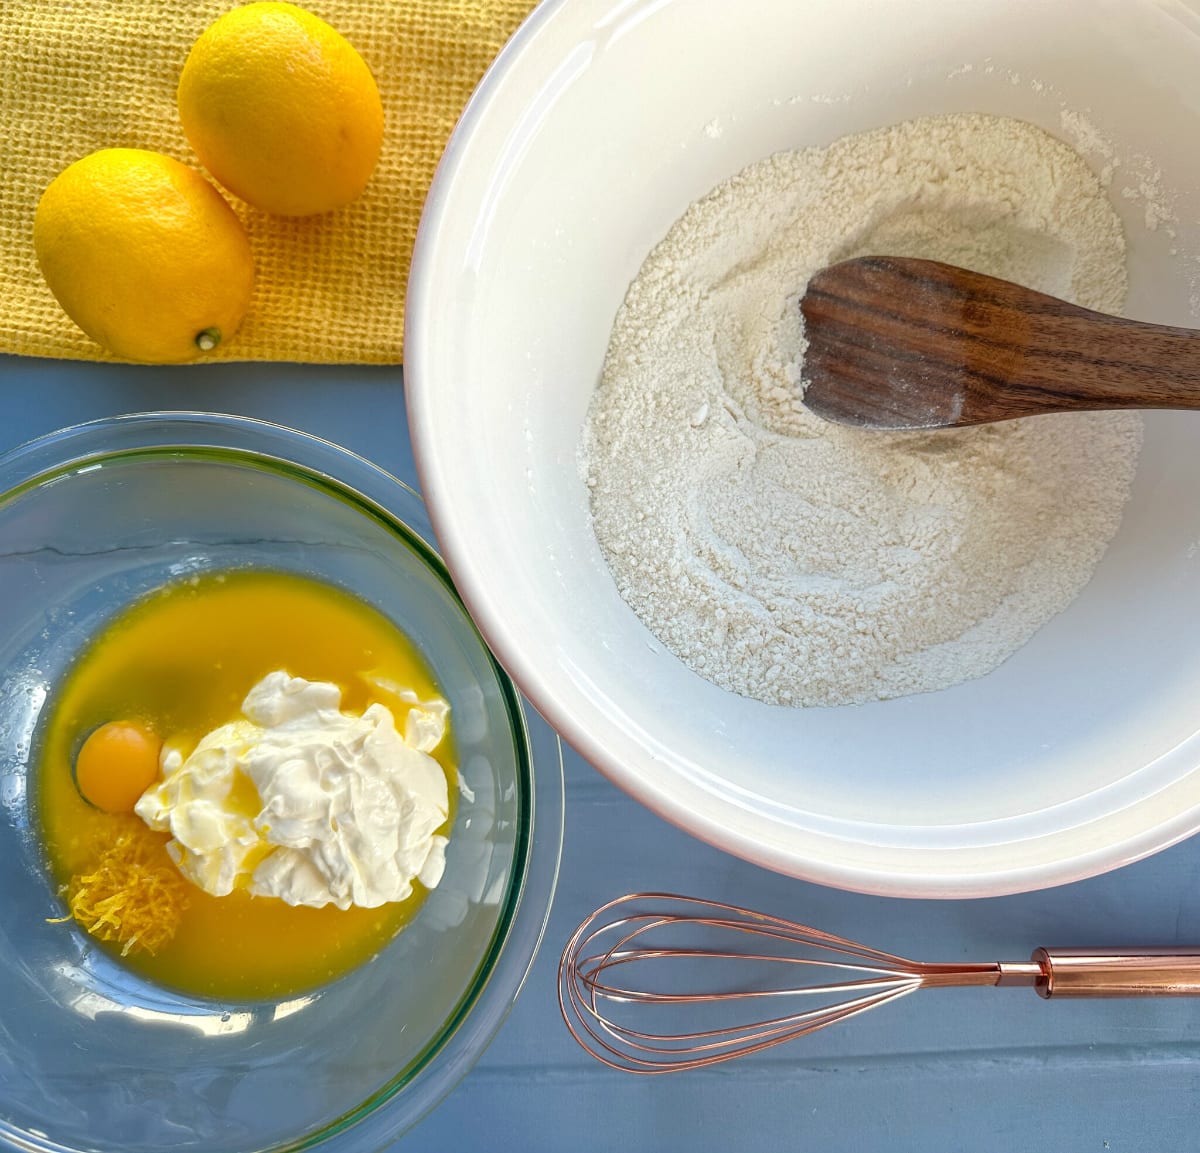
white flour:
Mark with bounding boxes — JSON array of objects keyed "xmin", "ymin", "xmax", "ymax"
[{"xmin": 581, "ymin": 113, "xmax": 1143, "ymax": 707}]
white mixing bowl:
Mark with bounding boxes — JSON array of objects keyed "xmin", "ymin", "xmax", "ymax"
[{"xmin": 406, "ymin": 0, "xmax": 1200, "ymax": 897}]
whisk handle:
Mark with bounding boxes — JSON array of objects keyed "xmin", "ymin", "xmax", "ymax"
[{"xmin": 1032, "ymin": 948, "xmax": 1200, "ymax": 998}]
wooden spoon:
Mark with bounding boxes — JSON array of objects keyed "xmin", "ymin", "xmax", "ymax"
[{"xmin": 798, "ymin": 255, "xmax": 1200, "ymax": 431}]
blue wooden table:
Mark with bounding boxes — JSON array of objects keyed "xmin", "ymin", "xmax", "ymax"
[{"xmin": 5, "ymin": 354, "xmax": 1199, "ymax": 1152}]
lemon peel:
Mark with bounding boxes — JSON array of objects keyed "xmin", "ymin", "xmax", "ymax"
[{"xmin": 58, "ymin": 822, "xmax": 189, "ymax": 956}]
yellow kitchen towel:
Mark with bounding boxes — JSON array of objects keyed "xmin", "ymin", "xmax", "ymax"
[{"xmin": 0, "ymin": 1, "xmax": 537, "ymax": 364}]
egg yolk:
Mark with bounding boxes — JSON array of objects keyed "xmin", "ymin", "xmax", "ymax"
[{"xmin": 74, "ymin": 721, "xmax": 162, "ymax": 813}]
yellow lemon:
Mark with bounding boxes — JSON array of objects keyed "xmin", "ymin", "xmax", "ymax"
[
  {"xmin": 34, "ymin": 149, "xmax": 254, "ymax": 363},
  {"xmin": 178, "ymin": 2, "xmax": 384, "ymax": 217}
]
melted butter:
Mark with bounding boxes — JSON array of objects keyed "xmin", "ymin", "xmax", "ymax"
[
  {"xmin": 37, "ymin": 569, "xmax": 454, "ymax": 1000},
  {"xmin": 227, "ymin": 767, "xmax": 265, "ymax": 823}
]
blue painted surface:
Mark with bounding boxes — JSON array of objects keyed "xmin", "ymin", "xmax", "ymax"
[{"xmin": 4, "ymin": 353, "xmax": 1199, "ymax": 1152}]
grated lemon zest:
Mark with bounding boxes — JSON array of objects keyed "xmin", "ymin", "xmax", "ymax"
[{"xmin": 59, "ymin": 825, "xmax": 189, "ymax": 956}]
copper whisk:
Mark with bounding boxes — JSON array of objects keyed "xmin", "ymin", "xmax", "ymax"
[{"xmin": 558, "ymin": 892, "xmax": 1200, "ymax": 1075}]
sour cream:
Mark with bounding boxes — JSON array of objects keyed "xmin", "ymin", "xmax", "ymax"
[{"xmin": 134, "ymin": 671, "xmax": 451, "ymax": 909}]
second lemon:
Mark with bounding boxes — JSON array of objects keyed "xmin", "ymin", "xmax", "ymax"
[
  {"xmin": 34, "ymin": 149, "xmax": 254, "ymax": 363},
  {"xmin": 178, "ymin": 2, "xmax": 384, "ymax": 217}
]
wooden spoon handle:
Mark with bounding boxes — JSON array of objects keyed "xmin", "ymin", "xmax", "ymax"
[{"xmin": 802, "ymin": 257, "xmax": 1200, "ymax": 427}]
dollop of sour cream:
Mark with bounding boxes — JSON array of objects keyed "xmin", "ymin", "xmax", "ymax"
[{"xmin": 134, "ymin": 671, "xmax": 451, "ymax": 909}]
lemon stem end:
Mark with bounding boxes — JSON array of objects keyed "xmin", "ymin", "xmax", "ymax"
[{"xmin": 195, "ymin": 327, "xmax": 222, "ymax": 353}]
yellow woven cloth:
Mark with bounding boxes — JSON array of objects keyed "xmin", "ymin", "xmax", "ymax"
[{"xmin": 0, "ymin": 1, "xmax": 536, "ymax": 364}]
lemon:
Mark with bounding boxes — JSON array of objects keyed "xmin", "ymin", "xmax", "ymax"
[
  {"xmin": 34, "ymin": 149, "xmax": 254, "ymax": 363},
  {"xmin": 178, "ymin": 2, "xmax": 384, "ymax": 217}
]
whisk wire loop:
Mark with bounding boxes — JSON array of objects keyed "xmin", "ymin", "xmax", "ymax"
[
  {"xmin": 575, "ymin": 947, "xmax": 921, "ymax": 1004},
  {"xmin": 559, "ymin": 893, "xmax": 937, "ymax": 1074}
]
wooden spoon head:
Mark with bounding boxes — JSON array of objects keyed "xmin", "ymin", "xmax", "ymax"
[{"xmin": 800, "ymin": 256, "xmax": 1031, "ymax": 431}]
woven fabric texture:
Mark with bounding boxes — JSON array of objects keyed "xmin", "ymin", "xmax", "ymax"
[{"xmin": 0, "ymin": 1, "xmax": 535, "ymax": 364}]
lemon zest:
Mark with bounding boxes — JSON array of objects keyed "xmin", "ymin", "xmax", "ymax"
[{"xmin": 60, "ymin": 825, "xmax": 189, "ymax": 956}]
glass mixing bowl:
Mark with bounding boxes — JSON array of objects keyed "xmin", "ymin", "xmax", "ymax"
[{"xmin": 0, "ymin": 412, "xmax": 563, "ymax": 1153}]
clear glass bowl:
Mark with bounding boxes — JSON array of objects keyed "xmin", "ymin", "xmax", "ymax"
[{"xmin": 0, "ymin": 412, "xmax": 563, "ymax": 1153}]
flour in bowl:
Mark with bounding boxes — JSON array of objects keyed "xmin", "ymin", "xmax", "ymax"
[{"xmin": 581, "ymin": 113, "xmax": 1142, "ymax": 707}]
